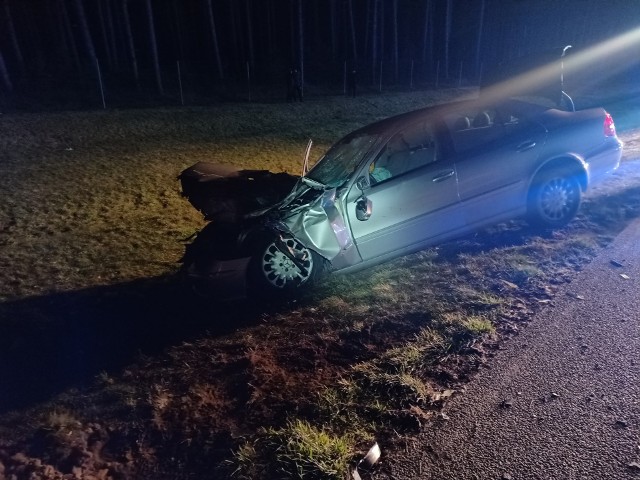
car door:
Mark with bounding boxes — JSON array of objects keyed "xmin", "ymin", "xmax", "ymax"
[
  {"xmin": 448, "ymin": 106, "xmax": 547, "ymax": 228},
  {"xmin": 346, "ymin": 120, "xmax": 464, "ymax": 262}
]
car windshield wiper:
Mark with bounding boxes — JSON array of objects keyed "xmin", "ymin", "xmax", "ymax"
[{"xmin": 301, "ymin": 176, "xmax": 326, "ymax": 189}]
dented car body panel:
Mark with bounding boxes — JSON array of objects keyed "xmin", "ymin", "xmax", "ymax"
[
  {"xmin": 179, "ymin": 97, "xmax": 622, "ymax": 300},
  {"xmin": 282, "ymin": 187, "xmax": 360, "ymax": 269}
]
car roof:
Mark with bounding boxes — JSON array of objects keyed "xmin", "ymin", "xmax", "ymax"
[{"xmin": 348, "ymin": 97, "xmax": 551, "ymax": 137}]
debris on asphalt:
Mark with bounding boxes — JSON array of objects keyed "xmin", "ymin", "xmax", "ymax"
[
  {"xmin": 620, "ymin": 273, "xmax": 631, "ymax": 280},
  {"xmin": 502, "ymin": 473, "xmax": 513, "ymax": 480},
  {"xmin": 550, "ymin": 392, "xmax": 560, "ymax": 399},
  {"xmin": 500, "ymin": 398, "xmax": 514, "ymax": 409},
  {"xmin": 566, "ymin": 292, "xmax": 585, "ymax": 300},
  {"xmin": 610, "ymin": 259, "xmax": 624, "ymax": 268},
  {"xmin": 615, "ymin": 419, "xmax": 629, "ymax": 428},
  {"xmin": 627, "ymin": 462, "xmax": 640, "ymax": 472}
]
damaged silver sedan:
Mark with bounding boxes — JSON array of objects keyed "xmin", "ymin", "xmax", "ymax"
[{"xmin": 178, "ymin": 97, "xmax": 622, "ymax": 300}]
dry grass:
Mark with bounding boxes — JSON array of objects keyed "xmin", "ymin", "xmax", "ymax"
[{"xmin": 0, "ymin": 90, "xmax": 639, "ymax": 479}]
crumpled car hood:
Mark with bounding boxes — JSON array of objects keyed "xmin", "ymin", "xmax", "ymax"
[
  {"xmin": 179, "ymin": 162, "xmax": 298, "ymax": 222},
  {"xmin": 179, "ymin": 162, "xmax": 360, "ymax": 266}
]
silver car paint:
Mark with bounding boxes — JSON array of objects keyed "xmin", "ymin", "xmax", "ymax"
[
  {"xmin": 281, "ymin": 187, "xmax": 362, "ymax": 270},
  {"xmin": 181, "ymin": 99, "xmax": 623, "ymax": 298}
]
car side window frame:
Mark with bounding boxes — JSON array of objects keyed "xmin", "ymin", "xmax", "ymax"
[{"xmin": 367, "ymin": 120, "xmax": 440, "ymax": 186}]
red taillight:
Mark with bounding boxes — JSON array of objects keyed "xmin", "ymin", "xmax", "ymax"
[{"xmin": 604, "ymin": 112, "xmax": 616, "ymax": 137}]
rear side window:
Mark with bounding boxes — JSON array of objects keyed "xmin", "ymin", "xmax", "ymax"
[
  {"xmin": 446, "ymin": 105, "xmax": 539, "ymax": 154},
  {"xmin": 446, "ymin": 108, "xmax": 505, "ymax": 153}
]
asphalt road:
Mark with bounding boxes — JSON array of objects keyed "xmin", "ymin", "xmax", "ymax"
[{"xmin": 387, "ymin": 217, "xmax": 640, "ymax": 479}]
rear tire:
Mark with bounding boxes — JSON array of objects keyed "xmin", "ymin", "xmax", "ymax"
[
  {"xmin": 247, "ymin": 235, "xmax": 323, "ymax": 300},
  {"xmin": 527, "ymin": 169, "xmax": 581, "ymax": 229}
]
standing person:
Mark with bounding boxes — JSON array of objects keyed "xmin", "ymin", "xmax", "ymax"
[
  {"xmin": 287, "ymin": 68, "xmax": 303, "ymax": 102},
  {"xmin": 287, "ymin": 68, "xmax": 295, "ymax": 101},
  {"xmin": 292, "ymin": 68, "xmax": 303, "ymax": 102},
  {"xmin": 348, "ymin": 69, "xmax": 357, "ymax": 97}
]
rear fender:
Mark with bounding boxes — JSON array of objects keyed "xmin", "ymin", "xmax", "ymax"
[{"xmin": 529, "ymin": 155, "xmax": 588, "ymax": 193}]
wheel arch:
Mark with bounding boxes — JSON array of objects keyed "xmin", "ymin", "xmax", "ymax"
[
  {"xmin": 528, "ymin": 155, "xmax": 589, "ymax": 195},
  {"xmin": 245, "ymin": 230, "xmax": 329, "ymax": 299},
  {"xmin": 238, "ymin": 224, "xmax": 327, "ymax": 263}
]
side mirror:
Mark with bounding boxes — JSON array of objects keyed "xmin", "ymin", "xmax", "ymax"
[{"xmin": 356, "ymin": 196, "xmax": 372, "ymax": 221}]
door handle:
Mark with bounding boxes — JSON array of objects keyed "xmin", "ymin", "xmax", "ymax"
[
  {"xmin": 516, "ymin": 140, "xmax": 536, "ymax": 152},
  {"xmin": 432, "ymin": 170, "xmax": 455, "ymax": 183}
]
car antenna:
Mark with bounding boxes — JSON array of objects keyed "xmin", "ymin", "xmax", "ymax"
[{"xmin": 302, "ymin": 139, "xmax": 313, "ymax": 176}]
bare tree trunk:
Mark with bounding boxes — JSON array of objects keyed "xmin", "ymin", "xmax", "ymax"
[
  {"xmin": 71, "ymin": 0, "xmax": 98, "ymax": 67},
  {"xmin": 364, "ymin": 0, "xmax": 371, "ymax": 62},
  {"xmin": 60, "ymin": 0, "xmax": 82, "ymax": 73},
  {"xmin": 144, "ymin": 0, "xmax": 163, "ymax": 94},
  {"xmin": 121, "ymin": 0, "xmax": 139, "ymax": 88},
  {"xmin": 0, "ymin": 49, "xmax": 12, "ymax": 91},
  {"xmin": 297, "ymin": 0, "xmax": 304, "ymax": 91},
  {"xmin": 50, "ymin": 0, "xmax": 70, "ymax": 71},
  {"xmin": 266, "ymin": 0, "xmax": 274, "ymax": 56},
  {"xmin": 289, "ymin": 0, "xmax": 296, "ymax": 64},
  {"xmin": 392, "ymin": 0, "xmax": 398, "ymax": 82},
  {"xmin": 312, "ymin": 0, "xmax": 321, "ymax": 54},
  {"xmin": 245, "ymin": 0, "xmax": 255, "ymax": 69},
  {"xmin": 444, "ymin": 0, "xmax": 452, "ymax": 79},
  {"xmin": 105, "ymin": 0, "xmax": 119, "ymax": 70},
  {"xmin": 97, "ymin": 0, "xmax": 114, "ymax": 69},
  {"xmin": 371, "ymin": 0, "xmax": 378, "ymax": 85},
  {"xmin": 347, "ymin": 0, "xmax": 357, "ymax": 61},
  {"xmin": 171, "ymin": 0, "xmax": 186, "ymax": 63},
  {"xmin": 475, "ymin": 0, "xmax": 485, "ymax": 79},
  {"xmin": 2, "ymin": 0, "xmax": 25, "ymax": 76},
  {"xmin": 329, "ymin": 0, "xmax": 337, "ymax": 60},
  {"xmin": 228, "ymin": 0, "xmax": 241, "ymax": 72},
  {"xmin": 204, "ymin": 0, "xmax": 224, "ymax": 80},
  {"xmin": 380, "ymin": 0, "xmax": 385, "ymax": 62},
  {"xmin": 421, "ymin": 0, "xmax": 431, "ymax": 63}
]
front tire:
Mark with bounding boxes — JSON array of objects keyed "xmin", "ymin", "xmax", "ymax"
[
  {"xmin": 528, "ymin": 169, "xmax": 581, "ymax": 229},
  {"xmin": 248, "ymin": 235, "xmax": 322, "ymax": 299}
]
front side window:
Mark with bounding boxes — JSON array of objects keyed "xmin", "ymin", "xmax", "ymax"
[{"xmin": 369, "ymin": 121, "xmax": 438, "ymax": 184}]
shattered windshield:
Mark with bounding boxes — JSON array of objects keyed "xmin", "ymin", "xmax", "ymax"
[{"xmin": 306, "ymin": 132, "xmax": 379, "ymax": 188}]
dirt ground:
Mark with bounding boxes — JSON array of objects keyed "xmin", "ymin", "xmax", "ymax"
[{"xmin": 0, "ymin": 90, "xmax": 639, "ymax": 479}]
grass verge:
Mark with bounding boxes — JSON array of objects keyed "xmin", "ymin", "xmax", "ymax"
[{"xmin": 0, "ymin": 90, "xmax": 639, "ymax": 479}]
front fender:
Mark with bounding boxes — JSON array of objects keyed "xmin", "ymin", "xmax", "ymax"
[{"xmin": 281, "ymin": 189, "xmax": 361, "ymax": 269}]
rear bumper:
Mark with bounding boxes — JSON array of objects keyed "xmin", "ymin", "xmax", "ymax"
[{"xmin": 587, "ymin": 137, "xmax": 623, "ymax": 184}]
